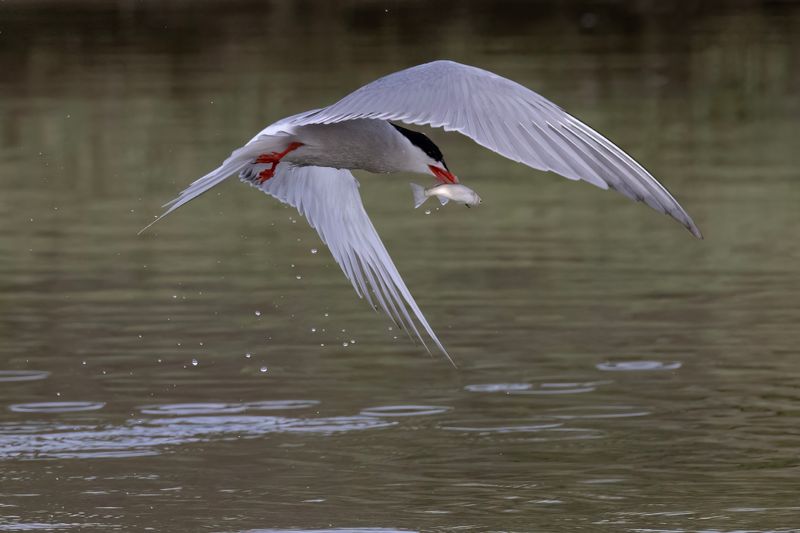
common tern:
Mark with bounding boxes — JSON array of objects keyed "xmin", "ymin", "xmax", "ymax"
[{"xmin": 143, "ymin": 60, "xmax": 701, "ymax": 363}]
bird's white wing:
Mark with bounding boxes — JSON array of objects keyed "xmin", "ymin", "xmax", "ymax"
[
  {"xmin": 240, "ymin": 164, "xmax": 452, "ymax": 364},
  {"xmin": 289, "ymin": 60, "xmax": 701, "ymax": 238}
]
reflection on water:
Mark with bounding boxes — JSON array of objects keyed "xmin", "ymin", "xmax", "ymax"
[
  {"xmin": 2, "ymin": 0, "xmax": 800, "ymax": 532},
  {"xmin": 0, "ymin": 404, "xmax": 395, "ymax": 460}
]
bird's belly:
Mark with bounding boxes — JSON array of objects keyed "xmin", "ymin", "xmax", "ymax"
[{"xmin": 285, "ymin": 120, "xmax": 406, "ymax": 173}]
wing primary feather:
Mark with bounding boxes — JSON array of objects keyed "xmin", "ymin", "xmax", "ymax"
[
  {"xmin": 567, "ymin": 121, "xmax": 679, "ymax": 206},
  {"xmin": 561, "ymin": 124, "xmax": 669, "ymax": 208},
  {"xmin": 290, "ymin": 60, "xmax": 699, "ymax": 237},
  {"xmin": 239, "ymin": 163, "xmax": 453, "ymax": 364}
]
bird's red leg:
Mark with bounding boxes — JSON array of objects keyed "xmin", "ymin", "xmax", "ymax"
[{"xmin": 255, "ymin": 142, "xmax": 304, "ymax": 183}]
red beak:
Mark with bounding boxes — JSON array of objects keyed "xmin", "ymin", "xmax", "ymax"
[{"xmin": 429, "ymin": 165, "xmax": 458, "ymax": 184}]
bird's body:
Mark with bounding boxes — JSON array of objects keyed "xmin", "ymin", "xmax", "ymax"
[
  {"xmin": 266, "ymin": 119, "xmax": 425, "ymax": 175},
  {"xmin": 143, "ymin": 60, "xmax": 701, "ymax": 364}
]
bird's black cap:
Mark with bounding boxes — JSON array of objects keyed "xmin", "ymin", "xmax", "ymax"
[{"xmin": 391, "ymin": 123, "xmax": 449, "ymax": 170}]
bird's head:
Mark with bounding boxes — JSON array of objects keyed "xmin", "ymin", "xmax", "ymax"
[{"xmin": 392, "ymin": 123, "xmax": 459, "ymax": 184}]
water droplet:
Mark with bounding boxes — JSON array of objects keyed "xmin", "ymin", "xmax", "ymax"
[
  {"xmin": 296, "ymin": 275, "xmax": 302, "ymax": 280},
  {"xmin": 424, "ymin": 209, "xmax": 431, "ymax": 215},
  {"xmin": 254, "ymin": 310, "xmax": 262, "ymax": 317},
  {"xmin": 320, "ymin": 343, "xmax": 325, "ymax": 347},
  {"xmin": 324, "ymin": 313, "xmax": 329, "ymax": 317},
  {"xmin": 342, "ymin": 342, "xmax": 349, "ymax": 347},
  {"xmin": 245, "ymin": 353, "xmax": 252, "ymax": 359},
  {"xmin": 310, "ymin": 248, "xmax": 318, "ymax": 254},
  {"xmin": 259, "ymin": 366, "xmax": 268, "ymax": 373},
  {"xmin": 81, "ymin": 361, "xmax": 87, "ymax": 366},
  {"xmin": 191, "ymin": 359, "xmax": 198, "ymax": 367},
  {"xmin": 350, "ymin": 339, "xmax": 356, "ymax": 344},
  {"xmin": 311, "ymin": 327, "xmax": 316, "ymax": 332}
]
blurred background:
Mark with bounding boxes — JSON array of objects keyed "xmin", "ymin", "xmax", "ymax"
[{"xmin": 1, "ymin": 1, "xmax": 799, "ymax": 531}]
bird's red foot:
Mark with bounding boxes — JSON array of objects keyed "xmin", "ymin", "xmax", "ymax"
[
  {"xmin": 255, "ymin": 153, "xmax": 279, "ymax": 164},
  {"xmin": 257, "ymin": 168, "xmax": 275, "ymax": 182},
  {"xmin": 254, "ymin": 142, "xmax": 304, "ymax": 183},
  {"xmin": 255, "ymin": 142, "xmax": 304, "ymax": 165}
]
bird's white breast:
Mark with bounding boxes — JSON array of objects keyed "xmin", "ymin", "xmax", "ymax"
[{"xmin": 283, "ymin": 119, "xmax": 417, "ymax": 174}]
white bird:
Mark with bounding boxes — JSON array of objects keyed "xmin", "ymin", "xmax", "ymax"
[{"xmin": 143, "ymin": 60, "xmax": 701, "ymax": 364}]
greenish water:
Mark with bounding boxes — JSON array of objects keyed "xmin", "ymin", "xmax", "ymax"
[{"xmin": 1, "ymin": 1, "xmax": 800, "ymax": 531}]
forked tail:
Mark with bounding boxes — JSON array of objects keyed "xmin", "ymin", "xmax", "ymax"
[{"xmin": 139, "ymin": 135, "xmax": 292, "ymax": 234}]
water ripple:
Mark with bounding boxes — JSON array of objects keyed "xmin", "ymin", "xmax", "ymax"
[
  {"xmin": 441, "ymin": 419, "xmax": 563, "ymax": 434},
  {"xmin": 547, "ymin": 405, "xmax": 651, "ymax": 419},
  {"xmin": 244, "ymin": 400, "xmax": 320, "ymax": 411},
  {"xmin": 139, "ymin": 403, "xmax": 248, "ymax": 416},
  {"xmin": 0, "ymin": 371, "xmax": 51, "ymax": 383},
  {"xmin": 0, "ymin": 414, "xmax": 394, "ymax": 460},
  {"xmin": 596, "ymin": 360, "xmax": 682, "ymax": 371},
  {"xmin": 139, "ymin": 400, "xmax": 320, "ymax": 416},
  {"xmin": 464, "ymin": 383, "xmax": 533, "ymax": 392},
  {"xmin": 9, "ymin": 402, "xmax": 105, "ymax": 414},
  {"xmin": 360, "ymin": 405, "xmax": 451, "ymax": 417},
  {"xmin": 0, "ymin": 522, "xmax": 80, "ymax": 531},
  {"xmin": 234, "ymin": 529, "xmax": 415, "ymax": 533},
  {"xmin": 442, "ymin": 425, "xmax": 607, "ymax": 442},
  {"xmin": 465, "ymin": 381, "xmax": 611, "ymax": 395}
]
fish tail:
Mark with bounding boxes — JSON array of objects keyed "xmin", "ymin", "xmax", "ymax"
[{"xmin": 410, "ymin": 183, "xmax": 429, "ymax": 209}]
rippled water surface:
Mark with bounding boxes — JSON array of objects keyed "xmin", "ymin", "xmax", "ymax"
[{"xmin": 2, "ymin": 1, "xmax": 800, "ymax": 531}]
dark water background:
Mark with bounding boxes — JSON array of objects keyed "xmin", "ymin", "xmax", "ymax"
[{"xmin": 1, "ymin": 1, "xmax": 800, "ymax": 531}]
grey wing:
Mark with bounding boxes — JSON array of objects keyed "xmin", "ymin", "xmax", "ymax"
[
  {"xmin": 240, "ymin": 164, "xmax": 453, "ymax": 365},
  {"xmin": 290, "ymin": 60, "xmax": 702, "ymax": 238}
]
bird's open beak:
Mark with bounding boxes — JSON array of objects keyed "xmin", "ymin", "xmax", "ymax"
[{"xmin": 428, "ymin": 165, "xmax": 458, "ymax": 184}]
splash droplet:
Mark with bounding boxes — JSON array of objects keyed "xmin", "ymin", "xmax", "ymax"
[
  {"xmin": 254, "ymin": 310, "xmax": 262, "ymax": 317},
  {"xmin": 342, "ymin": 342, "xmax": 349, "ymax": 347},
  {"xmin": 311, "ymin": 248, "xmax": 318, "ymax": 254},
  {"xmin": 259, "ymin": 366, "xmax": 268, "ymax": 373},
  {"xmin": 191, "ymin": 358, "xmax": 198, "ymax": 367},
  {"xmin": 424, "ymin": 209, "xmax": 431, "ymax": 215},
  {"xmin": 245, "ymin": 353, "xmax": 252, "ymax": 359}
]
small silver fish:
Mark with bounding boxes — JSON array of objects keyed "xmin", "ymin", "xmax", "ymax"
[{"xmin": 410, "ymin": 183, "xmax": 482, "ymax": 209}]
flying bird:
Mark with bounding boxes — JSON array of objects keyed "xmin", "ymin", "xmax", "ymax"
[{"xmin": 142, "ymin": 60, "xmax": 701, "ymax": 363}]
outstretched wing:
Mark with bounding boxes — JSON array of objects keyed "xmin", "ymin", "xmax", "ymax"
[
  {"xmin": 240, "ymin": 164, "xmax": 452, "ymax": 364},
  {"xmin": 289, "ymin": 60, "xmax": 702, "ymax": 238}
]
